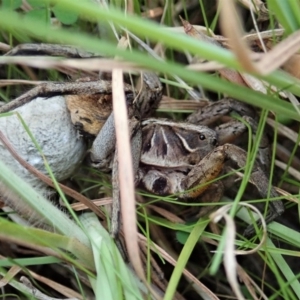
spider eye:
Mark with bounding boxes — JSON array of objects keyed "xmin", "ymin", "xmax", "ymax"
[{"xmin": 199, "ymin": 134, "xmax": 206, "ymax": 140}]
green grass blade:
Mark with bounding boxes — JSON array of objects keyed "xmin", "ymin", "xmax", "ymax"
[
  {"xmin": 267, "ymin": 0, "xmax": 300, "ymax": 34},
  {"xmin": 0, "ymin": 159, "xmax": 90, "ymax": 248},
  {"xmin": 80, "ymin": 213, "xmax": 143, "ymax": 300},
  {"xmin": 164, "ymin": 219, "xmax": 209, "ymax": 300},
  {"xmin": 266, "ymin": 238, "xmax": 300, "ymax": 299},
  {"xmin": 0, "ymin": 217, "xmax": 94, "ymax": 270}
]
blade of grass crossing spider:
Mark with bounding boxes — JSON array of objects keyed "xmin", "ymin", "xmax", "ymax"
[{"xmin": 1, "ymin": 9, "xmax": 300, "ymax": 117}]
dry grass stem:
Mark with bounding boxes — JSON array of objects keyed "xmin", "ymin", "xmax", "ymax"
[
  {"xmin": 275, "ymin": 160, "xmax": 300, "ymax": 181},
  {"xmin": 71, "ymin": 197, "xmax": 112, "ymax": 211},
  {"xmin": 0, "ymin": 79, "xmax": 45, "ymax": 87},
  {"xmin": 27, "ymin": 269, "xmax": 84, "ymax": 299},
  {"xmin": 0, "ymin": 264, "xmax": 21, "ymax": 288},
  {"xmin": 267, "ymin": 118, "xmax": 299, "ymax": 144},
  {"xmin": 0, "ymin": 56, "xmax": 140, "ymax": 72},
  {"xmin": 148, "ymin": 205, "xmax": 185, "ymax": 223},
  {"xmin": 158, "ymin": 97, "xmax": 208, "ymax": 111},
  {"xmin": 0, "ymin": 42, "xmax": 10, "ymax": 51},
  {"xmin": 243, "ymin": 28, "xmax": 284, "ymax": 42},
  {"xmin": 275, "ymin": 187, "xmax": 300, "ymax": 203},
  {"xmin": 220, "ymin": 0, "xmax": 258, "ymax": 74},
  {"xmin": 138, "ymin": 234, "xmax": 220, "ymax": 300},
  {"xmin": 236, "ymin": 264, "xmax": 269, "ymax": 300},
  {"xmin": 112, "ymin": 68, "xmax": 147, "ymax": 289}
]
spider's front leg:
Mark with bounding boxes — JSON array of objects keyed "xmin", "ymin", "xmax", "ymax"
[
  {"xmin": 221, "ymin": 144, "xmax": 284, "ymax": 235},
  {"xmin": 182, "ymin": 144, "xmax": 284, "ymax": 235},
  {"xmin": 187, "ymin": 98, "xmax": 271, "ymax": 174}
]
